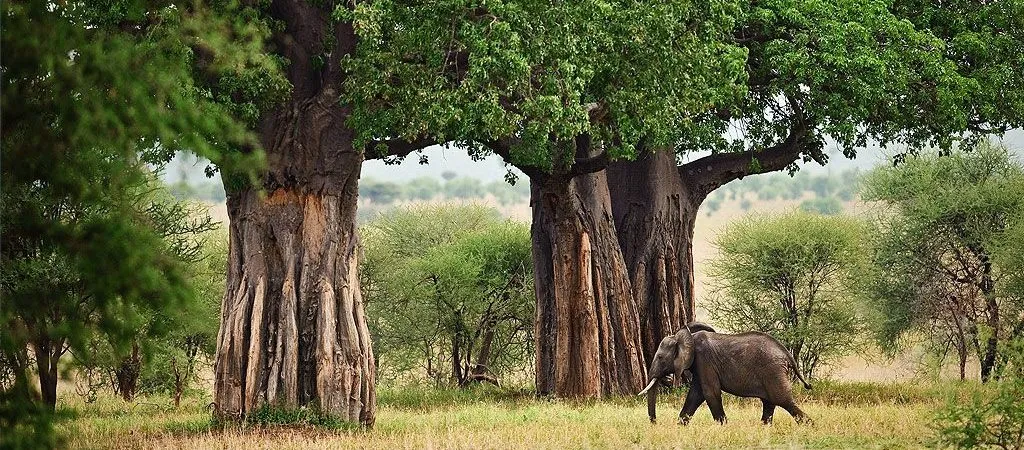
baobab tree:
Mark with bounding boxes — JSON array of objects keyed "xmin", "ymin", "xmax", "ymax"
[
  {"xmin": 210, "ymin": 2, "xmax": 434, "ymax": 425},
  {"xmin": 344, "ymin": 1, "xmax": 747, "ymax": 397},
  {"xmin": 607, "ymin": 0, "xmax": 1024, "ymax": 363}
]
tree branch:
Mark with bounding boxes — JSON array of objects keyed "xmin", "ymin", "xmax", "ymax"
[
  {"xmin": 680, "ymin": 106, "xmax": 809, "ymax": 203},
  {"xmin": 364, "ymin": 136, "xmax": 437, "ymax": 160},
  {"xmin": 481, "ymin": 138, "xmax": 549, "ymax": 181},
  {"xmin": 567, "ymin": 148, "xmax": 609, "ymax": 178}
]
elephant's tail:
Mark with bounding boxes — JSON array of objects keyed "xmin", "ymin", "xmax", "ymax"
[
  {"xmin": 785, "ymin": 352, "xmax": 812, "ymax": 390},
  {"xmin": 794, "ymin": 368, "xmax": 812, "ymax": 390}
]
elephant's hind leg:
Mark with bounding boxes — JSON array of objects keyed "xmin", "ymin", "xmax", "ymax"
[
  {"xmin": 780, "ymin": 402, "xmax": 810, "ymax": 424},
  {"xmin": 678, "ymin": 387, "xmax": 705, "ymax": 425},
  {"xmin": 760, "ymin": 400, "xmax": 775, "ymax": 425}
]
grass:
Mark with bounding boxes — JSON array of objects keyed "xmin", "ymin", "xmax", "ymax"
[{"xmin": 55, "ymin": 382, "xmax": 960, "ymax": 449}]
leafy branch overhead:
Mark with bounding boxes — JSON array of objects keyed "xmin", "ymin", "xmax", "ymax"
[
  {"xmin": 344, "ymin": 0, "xmax": 1023, "ymax": 180},
  {"xmin": 344, "ymin": 0, "xmax": 747, "ymax": 174}
]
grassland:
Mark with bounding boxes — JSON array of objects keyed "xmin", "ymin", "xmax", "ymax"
[{"xmin": 56, "ymin": 381, "xmax": 965, "ymax": 449}]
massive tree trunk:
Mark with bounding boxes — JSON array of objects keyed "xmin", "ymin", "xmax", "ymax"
[
  {"xmin": 213, "ymin": 3, "xmax": 376, "ymax": 425},
  {"xmin": 531, "ymin": 171, "xmax": 647, "ymax": 397},
  {"xmin": 607, "ymin": 152, "xmax": 699, "ymax": 363}
]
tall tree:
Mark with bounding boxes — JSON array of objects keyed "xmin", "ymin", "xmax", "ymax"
[
  {"xmin": 1, "ymin": 0, "xmax": 277, "ymax": 441},
  {"xmin": 863, "ymin": 144, "xmax": 1024, "ymax": 382},
  {"xmin": 607, "ymin": 0, "xmax": 1024, "ymax": 363},
  {"xmin": 208, "ymin": 2, "xmax": 437, "ymax": 425},
  {"xmin": 345, "ymin": 0, "xmax": 747, "ymax": 397}
]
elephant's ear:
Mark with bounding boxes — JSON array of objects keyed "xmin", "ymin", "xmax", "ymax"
[{"xmin": 673, "ymin": 327, "xmax": 695, "ymax": 375}]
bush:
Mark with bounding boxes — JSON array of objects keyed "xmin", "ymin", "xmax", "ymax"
[
  {"xmin": 361, "ymin": 205, "xmax": 534, "ymax": 386},
  {"xmin": 799, "ymin": 196, "xmax": 843, "ymax": 215},
  {"xmin": 707, "ymin": 211, "xmax": 869, "ymax": 378},
  {"xmin": 933, "ymin": 340, "xmax": 1024, "ymax": 449}
]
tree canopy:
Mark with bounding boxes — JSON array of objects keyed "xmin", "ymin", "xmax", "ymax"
[
  {"xmin": 862, "ymin": 143, "xmax": 1024, "ymax": 381},
  {"xmin": 345, "ymin": 0, "xmax": 747, "ymax": 174}
]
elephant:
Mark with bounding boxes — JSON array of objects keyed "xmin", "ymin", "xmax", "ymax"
[{"xmin": 638, "ymin": 322, "xmax": 812, "ymax": 425}]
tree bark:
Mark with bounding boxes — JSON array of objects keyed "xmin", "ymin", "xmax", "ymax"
[
  {"xmin": 32, "ymin": 337, "xmax": 61, "ymax": 411},
  {"xmin": 531, "ymin": 171, "xmax": 647, "ymax": 397},
  {"xmin": 607, "ymin": 151, "xmax": 698, "ymax": 364},
  {"xmin": 212, "ymin": 2, "xmax": 378, "ymax": 425}
]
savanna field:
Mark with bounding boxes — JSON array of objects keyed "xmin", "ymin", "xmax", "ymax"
[
  {"xmin": 59, "ymin": 382, "xmax": 963, "ymax": 449},
  {"xmin": 8, "ymin": 2, "xmax": 1024, "ymax": 449}
]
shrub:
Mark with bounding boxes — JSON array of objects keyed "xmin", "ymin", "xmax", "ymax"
[
  {"xmin": 933, "ymin": 339, "xmax": 1024, "ymax": 449},
  {"xmin": 707, "ymin": 211, "xmax": 869, "ymax": 378}
]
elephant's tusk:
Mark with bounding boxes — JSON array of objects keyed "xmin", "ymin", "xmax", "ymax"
[{"xmin": 637, "ymin": 378, "xmax": 658, "ymax": 396}]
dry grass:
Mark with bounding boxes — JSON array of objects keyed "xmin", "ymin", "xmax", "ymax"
[{"xmin": 57, "ymin": 382, "xmax": 953, "ymax": 449}]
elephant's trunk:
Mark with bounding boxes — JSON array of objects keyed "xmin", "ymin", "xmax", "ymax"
[{"xmin": 645, "ymin": 379, "xmax": 658, "ymax": 423}]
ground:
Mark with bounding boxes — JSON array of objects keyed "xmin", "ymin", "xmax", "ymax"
[{"xmin": 59, "ymin": 382, "xmax": 956, "ymax": 449}]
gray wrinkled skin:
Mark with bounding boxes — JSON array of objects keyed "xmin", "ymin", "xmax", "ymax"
[{"xmin": 643, "ymin": 322, "xmax": 812, "ymax": 426}]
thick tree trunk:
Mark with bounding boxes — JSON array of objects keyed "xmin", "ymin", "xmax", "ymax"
[
  {"xmin": 212, "ymin": 2, "xmax": 381, "ymax": 426},
  {"xmin": 607, "ymin": 152, "xmax": 699, "ymax": 364},
  {"xmin": 531, "ymin": 171, "xmax": 646, "ymax": 398},
  {"xmin": 214, "ymin": 186, "xmax": 376, "ymax": 425}
]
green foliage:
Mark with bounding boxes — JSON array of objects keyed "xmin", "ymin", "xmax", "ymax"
[
  {"xmin": 138, "ymin": 228, "xmax": 227, "ymax": 398},
  {"xmin": 1, "ymin": 1, "xmax": 284, "ymax": 443},
  {"xmin": 346, "ymin": 0, "xmax": 746, "ymax": 169},
  {"xmin": 892, "ymin": 0, "xmax": 1024, "ymax": 135},
  {"xmin": 799, "ymin": 197, "xmax": 843, "ymax": 215},
  {"xmin": 0, "ymin": 380, "xmax": 62, "ymax": 449},
  {"xmin": 361, "ymin": 205, "xmax": 534, "ymax": 386},
  {"xmin": 862, "ymin": 144, "xmax": 1024, "ymax": 380},
  {"xmin": 707, "ymin": 211, "xmax": 869, "ymax": 377},
  {"xmin": 933, "ymin": 340, "xmax": 1024, "ymax": 449}
]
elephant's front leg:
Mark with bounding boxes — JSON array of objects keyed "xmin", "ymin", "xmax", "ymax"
[
  {"xmin": 760, "ymin": 399, "xmax": 776, "ymax": 425},
  {"xmin": 701, "ymin": 380, "xmax": 728, "ymax": 424},
  {"xmin": 678, "ymin": 386, "xmax": 705, "ymax": 425}
]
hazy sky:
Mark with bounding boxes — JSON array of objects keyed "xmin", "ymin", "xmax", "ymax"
[
  {"xmin": 362, "ymin": 129, "xmax": 1024, "ymax": 182},
  {"xmin": 166, "ymin": 129, "xmax": 1024, "ymax": 185}
]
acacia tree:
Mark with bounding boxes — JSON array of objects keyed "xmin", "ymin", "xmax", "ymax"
[
  {"xmin": 361, "ymin": 205, "xmax": 534, "ymax": 387},
  {"xmin": 707, "ymin": 212, "xmax": 869, "ymax": 378},
  {"xmin": 345, "ymin": 0, "xmax": 747, "ymax": 397},
  {"xmin": 863, "ymin": 144, "xmax": 1024, "ymax": 382},
  {"xmin": 606, "ymin": 0, "xmax": 1024, "ymax": 363}
]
